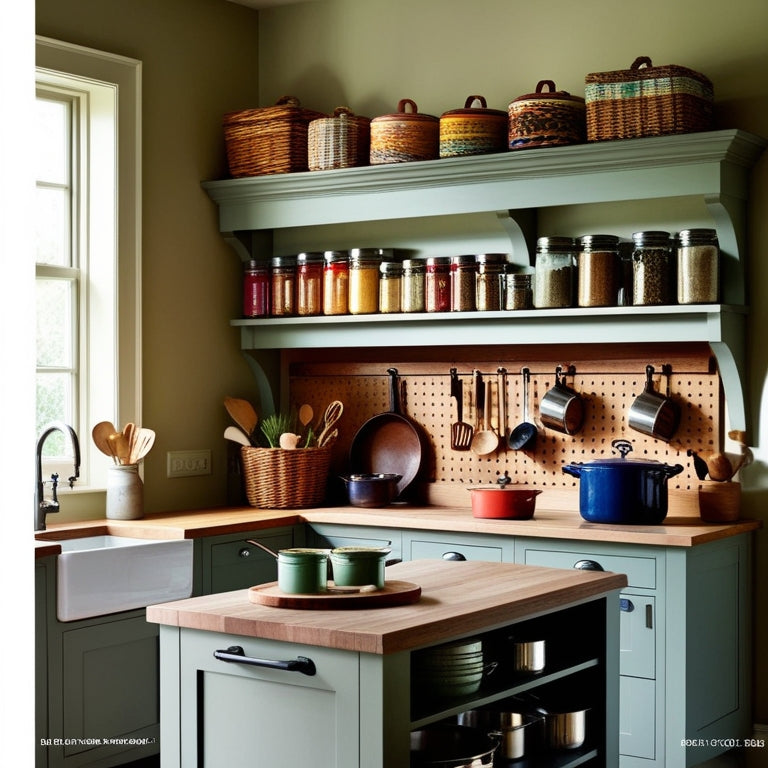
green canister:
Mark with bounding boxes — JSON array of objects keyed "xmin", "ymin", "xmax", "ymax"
[{"xmin": 277, "ymin": 549, "xmax": 328, "ymax": 594}]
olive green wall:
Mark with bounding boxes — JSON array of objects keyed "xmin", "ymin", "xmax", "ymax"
[
  {"xmin": 35, "ymin": 0, "xmax": 262, "ymax": 514},
  {"xmin": 256, "ymin": 0, "xmax": 768, "ymax": 723}
]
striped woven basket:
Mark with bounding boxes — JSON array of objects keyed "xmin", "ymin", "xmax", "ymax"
[
  {"xmin": 308, "ymin": 107, "xmax": 371, "ymax": 171},
  {"xmin": 241, "ymin": 446, "xmax": 331, "ymax": 509},
  {"xmin": 370, "ymin": 99, "xmax": 439, "ymax": 164},
  {"xmin": 585, "ymin": 57, "xmax": 713, "ymax": 142},
  {"xmin": 223, "ymin": 96, "xmax": 325, "ymax": 177}
]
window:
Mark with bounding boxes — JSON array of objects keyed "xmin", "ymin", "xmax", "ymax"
[{"xmin": 35, "ymin": 37, "xmax": 141, "ymax": 491}]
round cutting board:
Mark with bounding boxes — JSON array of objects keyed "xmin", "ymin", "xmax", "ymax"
[{"xmin": 248, "ymin": 580, "xmax": 421, "ymax": 609}]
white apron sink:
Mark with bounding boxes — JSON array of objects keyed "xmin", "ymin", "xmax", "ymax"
[{"xmin": 54, "ymin": 535, "xmax": 193, "ymax": 621}]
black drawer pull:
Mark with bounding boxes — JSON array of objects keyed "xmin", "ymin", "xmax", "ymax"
[
  {"xmin": 620, "ymin": 598, "xmax": 634, "ymax": 612},
  {"xmin": 442, "ymin": 551, "xmax": 467, "ymax": 561},
  {"xmin": 646, "ymin": 604, "xmax": 654, "ymax": 629},
  {"xmin": 214, "ymin": 646, "xmax": 316, "ymax": 676},
  {"xmin": 574, "ymin": 559, "xmax": 604, "ymax": 571}
]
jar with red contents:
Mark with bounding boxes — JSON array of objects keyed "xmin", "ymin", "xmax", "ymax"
[
  {"xmin": 425, "ymin": 257, "xmax": 451, "ymax": 312},
  {"xmin": 242, "ymin": 259, "xmax": 270, "ymax": 317}
]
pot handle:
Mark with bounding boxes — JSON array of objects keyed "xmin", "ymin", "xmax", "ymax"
[
  {"xmin": 661, "ymin": 463, "xmax": 685, "ymax": 479},
  {"xmin": 561, "ymin": 463, "xmax": 583, "ymax": 478}
]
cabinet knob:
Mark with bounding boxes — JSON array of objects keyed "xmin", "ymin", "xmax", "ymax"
[
  {"xmin": 442, "ymin": 551, "xmax": 467, "ymax": 561},
  {"xmin": 238, "ymin": 547, "xmax": 251, "ymax": 558},
  {"xmin": 574, "ymin": 559, "xmax": 604, "ymax": 571}
]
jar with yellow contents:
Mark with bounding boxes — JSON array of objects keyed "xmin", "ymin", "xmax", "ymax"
[{"xmin": 348, "ymin": 248, "xmax": 382, "ymax": 314}]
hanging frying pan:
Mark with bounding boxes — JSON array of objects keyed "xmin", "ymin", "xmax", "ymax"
[{"xmin": 349, "ymin": 368, "xmax": 431, "ymax": 500}]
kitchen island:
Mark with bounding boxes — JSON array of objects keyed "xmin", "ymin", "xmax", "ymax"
[{"xmin": 147, "ymin": 558, "xmax": 627, "ymax": 768}]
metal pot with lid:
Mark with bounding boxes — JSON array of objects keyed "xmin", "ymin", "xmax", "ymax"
[{"xmin": 562, "ymin": 439, "xmax": 684, "ymax": 524}]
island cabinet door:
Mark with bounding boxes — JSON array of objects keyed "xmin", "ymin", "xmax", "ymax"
[{"xmin": 170, "ymin": 628, "xmax": 361, "ymax": 768}]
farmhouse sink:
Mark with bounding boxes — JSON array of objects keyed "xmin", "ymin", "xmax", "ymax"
[{"xmin": 53, "ymin": 535, "xmax": 194, "ymax": 621}]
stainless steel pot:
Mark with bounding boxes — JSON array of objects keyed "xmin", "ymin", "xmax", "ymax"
[
  {"xmin": 545, "ymin": 707, "xmax": 589, "ymax": 750},
  {"xmin": 457, "ymin": 711, "xmax": 544, "ymax": 760},
  {"xmin": 539, "ymin": 365, "xmax": 584, "ymax": 435},
  {"xmin": 410, "ymin": 724, "xmax": 498, "ymax": 767},
  {"xmin": 513, "ymin": 639, "xmax": 546, "ymax": 673},
  {"xmin": 627, "ymin": 364, "xmax": 680, "ymax": 442}
]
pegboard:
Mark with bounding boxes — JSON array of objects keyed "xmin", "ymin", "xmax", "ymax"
[{"xmin": 286, "ymin": 344, "xmax": 720, "ymax": 494}]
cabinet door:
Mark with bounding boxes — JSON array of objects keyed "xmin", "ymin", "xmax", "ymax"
[
  {"xmin": 178, "ymin": 629, "xmax": 360, "ymax": 768},
  {"xmin": 620, "ymin": 675, "xmax": 656, "ymax": 760},
  {"xmin": 403, "ymin": 531, "xmax": 511, "ymax": 563},
  {"xmin": 620, "ymin": 593, "xmax": 656, "ymax": 680}
]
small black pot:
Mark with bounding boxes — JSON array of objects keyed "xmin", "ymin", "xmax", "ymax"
[
  {"xmin": 340, "ymin": 473, "xmax": 402, "ymax": 508},
  {"xmin": 562, "ymin": 439, "xmax": 683, "ymax": 524}
]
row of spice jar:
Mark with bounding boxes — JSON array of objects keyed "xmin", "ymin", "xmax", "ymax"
[{"xmin": 242, "ymin": 229, "xmax": 720, "ymax": 318}]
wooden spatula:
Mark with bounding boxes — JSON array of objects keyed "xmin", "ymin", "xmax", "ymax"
[
  {"xmin": 450, "ymin": 368, "xmax": 473, "ymax": 451},
  {"xmin": 224, "ymin": 397, "xmax": 259, "ymax": 438}
]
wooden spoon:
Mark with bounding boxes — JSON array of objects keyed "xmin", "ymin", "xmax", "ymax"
[
  {"xmin": 471, "ymin": 372, "xmax": 497, "ymax": 457},
  {"xmin": 224, "ymin": 426, "xmax": 251, "ymax": 446},
  {"xmin": 224, "ymin": 396, "xmax": 259, "ymax": 437},
  {"xmin": 108, "ymin": 432, "xmax": 130, "ymax": 464},
  {"xmin": 92, "ymin": 421, "xmax": 119, "ymax": 462}
]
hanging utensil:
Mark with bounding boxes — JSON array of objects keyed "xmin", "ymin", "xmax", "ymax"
[
  {"xmin": 108, "ymin": 431, "xmax": 130, "ymax": 464},
  {"xmin": 509, "ymin": 367, "xmax": 538, "ymax": 450},
  {"xmin": 539, "ymin": 365, "xmax": 584, "ymax": 435},
  {"xmin": 128, "ymin": 427, "xmax": 156, "ymax": 464},
  {"xmin": 225, "ymin": 425, "xmax": 251, "ymax": 446},
  {"xmin": 316, "ymin": 400, "xmax": 343, "ymax": 447},
  {"xmin": 224, "ymin": 396, "xmax": 259, "ymax": 438},
  {"xmin": 471, "ymin": 371, "xmax": 498, "ymax": 456},
  {"xmin": 450, "ymin": 367, "xmax": 473, "ymax": 451},
  {"xmin": 497, "ymin": 367, "xmax": 508, "ymax": 448}
]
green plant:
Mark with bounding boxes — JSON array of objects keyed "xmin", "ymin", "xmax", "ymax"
[{"xmin": 260, "ymin": 412, "xmax": 294, "ymax": 448}]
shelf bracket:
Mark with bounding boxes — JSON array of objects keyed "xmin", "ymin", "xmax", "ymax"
[
  {"xmin": 222, "ymin": 230, "xmax": 274, "ymax": 263},
  {"xmin": 495, "ymin": 209, "xmax": 537, "ymax": 267},
  {"xmin": 704, "ymin": 193, "xmax": 747, "ymax": 305}
]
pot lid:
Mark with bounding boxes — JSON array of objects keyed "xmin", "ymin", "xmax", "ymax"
[
  {"xmin": 510, "ymin": 80, "xmax": 585, "ymax": 105},
  {"xmin": 441, "ymin": 94, "xmax": 506, "ymax": 118},
  {"xmin": 372, "ymin": 98, "xmax": 438, "ymax": 123},
  {"xmin": 568, "ymin": 439, "xmax": 675, "ymax": 470}
]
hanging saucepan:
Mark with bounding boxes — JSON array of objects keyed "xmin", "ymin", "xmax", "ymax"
[
  {"xmin": 349, "ymin": 368, "xmax": 430, "ymax": 501},
  {"xmin": 539, "ymin": 365, "xmax": 584, "ymax": 435},
  {"xmin": 628, "ymin": 364, "xmax": 680, "ymax": 442}
]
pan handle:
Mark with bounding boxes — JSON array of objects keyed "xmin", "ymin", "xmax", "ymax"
[
  {"xmin": 450, "ymin": 368, "xmax": 464, "ymax": 422},
  {"xmin": 386, "ymin": 367, "xmax": 402, "ymax": 415}
]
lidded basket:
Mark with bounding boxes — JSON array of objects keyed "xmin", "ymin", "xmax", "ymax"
[
  {"xmin": 439, "ymin": 95, "xmax": 508, "ymax": 158},
  {"xmin": 370, "ymin": 99, "xmax": 439, "ymax": 164},
  {"xmin": 508, "ymin": 80, "xmax": 586, "ymax": 150},
  {"xmin": 222, "ymin": 95, "xmax": 325, "ymax": 177},
  {"xmin": 308, "ymin": 106, "xmax": 371, "ymax": 171}
]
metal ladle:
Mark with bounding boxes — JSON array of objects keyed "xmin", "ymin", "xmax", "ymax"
[{"xmin": 509, "ymin": 367, "xmax": 537, "ymax": 450}]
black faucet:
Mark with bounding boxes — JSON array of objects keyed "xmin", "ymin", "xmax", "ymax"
[{"xmin": 35, "ymin": 422, "xmax": 80, "ymax": 532}]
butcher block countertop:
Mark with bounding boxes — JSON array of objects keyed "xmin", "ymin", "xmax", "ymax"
[
  {"xmin": 146, "ymin": 558, "xmax": 628, "ymax": 655},
  {"xmin": 35, "ymin": 498, "xmax": 761, "ymax": 559}
]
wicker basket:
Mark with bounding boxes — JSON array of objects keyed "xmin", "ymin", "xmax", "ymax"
[
  {"xmin": 508, "ymin": 80, "xmax": 585, "ymax": 150},
  {"xmin": 241, "ymin": 445, "xmax": 332, "ymax": 509},
  {"xmin": 440, "ymin": 95, "xmax": 508, "ymax": 158},
  {"xmin": 223, "ymin": 96, "xmax": 325, "ymax": 177},
  {"xmin": 308, "ymin": 107, "xmax": 371, "ymax": 171},
  {"xmin": 585, "ymin": 56, "xmax": 714, "ymax": 142},
  {"xmin": 370, "ymin": 99, "xmax": 439, "ymax": 164}
]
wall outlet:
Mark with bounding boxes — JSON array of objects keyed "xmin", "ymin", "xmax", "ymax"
[{"xmin": 167, "ymin": 449, "xmax": 212, "ymax": 478}]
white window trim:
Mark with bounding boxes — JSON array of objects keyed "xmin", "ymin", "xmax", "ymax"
[{"xmin": 36, "ymin": 37, "xmax": 142, "ymax": 492}]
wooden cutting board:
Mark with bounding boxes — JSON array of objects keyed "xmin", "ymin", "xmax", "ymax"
[{"xmin": 248, "ymin": 580, "xmax": 421, "ymax": 609}]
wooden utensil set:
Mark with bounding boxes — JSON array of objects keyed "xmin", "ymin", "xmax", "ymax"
[{"xmin": 92, "ymin": 421, "xmax": 156, "ymax": 465}]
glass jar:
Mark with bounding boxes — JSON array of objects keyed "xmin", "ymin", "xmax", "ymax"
[
  {"xmin": 631, "ymin": 231, "xmax": 673, "ymax": 306},
  {"xmin": 450, "ymin": 255, "xmax": 477, "ymax": 312},
  {"xmin": 475, "ymin": 253, "xmax": 507, "ymax": 311},
  {"xmin": 348, "ymin": 248, "xmax": 382, "ymax": 314},
  {"xmin": 379, "ymin": 261, "xmax": 403, "ymax": 313},
  {"xmin": 243, "ymin": 259, "xmax": 270, "ymax": 318},
  {"xmin": 270, "ymin": 255, "xmax": 297, "ymax": 316},
  {"xmin": 677, "ymin": 228, "xmax": 719, "ymax": 304},
  {"xmin": 533, "ymin": 236, "xmax": 575, "ymax": 308},
  {"xmin": 401, "ymin": 259, "xmax": 425, "ymax": 313},
  {"xmin": 577, "ymin": 234, "xmax": 620, "ymax": 307},
  {"xmin": 425, "ymin": 256, "xmax": 451, "ymax": 312},
  {"xmin": 503, "ymin": 272, "xmax": 533, "ymax": 310},
  {"xmin": 296, "ymin": 251, "xmax": 324, "ymax": 316},
  {"xmin": 323, "ymin": 250, "xmax": 349, "ymax": 315}
]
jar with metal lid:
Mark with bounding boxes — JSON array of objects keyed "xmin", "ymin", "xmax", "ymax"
[
  {"xmin": 243, "ymin": 260, "xmax": 270, "ymax": 318},
  {"xmin": 296, "ymin": 251, "xmax": 324, "ymax": 316},
  {"xmin": 425, "ymin": 257, "xmax": 451, "ymax": 312},
  {"xmin": 533, "ymin": 237, "xmax": 575, "ymax": 308},
  {"xmin": 503, "ymin": 272, "xmax": 533, "ymax": 310},
  {"xmin": 379, "ymin": 261, "xmax": 403, "ymax": 313},
  {"xmin": 677, "ymin": 228, "xmax": 719, "ymax": 304},
  {"xmin": 401, "ymin": 259, "xmax": 425, "ymax": 312},
  {"xmin": 323, "ymin": 250, "xmax": 349, "ymax": 315},
  {"xmin": 577, "ymin": 234, "xmax": 620, "ymax": 307},
  {"xmin": 348, "ymin": 248, "xmax": 382, "ymax": 314},
  {"xmin": 270, "ymin": 255, "xmax": 297, "ymax": 316},
  {"xmin": 450, "ymin": 255, "xmax": 477, "ymax": 311},
  {"xmin": 475, "ymin": 253, "xmax": 507, "ymax": 311},
  {"xmin": 631, "ymin": 231, "xmax": 673, "ymax": 305}
]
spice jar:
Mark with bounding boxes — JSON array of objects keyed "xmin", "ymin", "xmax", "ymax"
[
  {"xmin": 577, "ymin": 234, "xmax": 620, "ymax": 307},
  {"xmin": 348, "ymin": 248, "xmax": 382, "ymax": 314},
  {"xmin": 677, "ymin": 228, "xmax": 719, "ymax": 304},
  {"xmin": 631, "ymin": 231, "xmax": 673, "ymax": 305},
  {"xmin": 475, "ymin": 253, "xmax": 507, "ymax": 311},
  {"xmin": 323, "ymin": 250, "xmax": 349, "ymax": 315},
  {"xmin": 450, "ymin": 255, "xmax": 477, "ymax": 311},
  {"xmin": 270, "ymin": 255, "xmax": 297, "ymax": 316},
  {"xmin": 401, "ymin": 259, "xmax": 425, "ymax": 312},
  {"xmin": 243, "ymin": 259, "xmax": 270, "ymax": 318},
  {"xmin": 296, "ymin": 251, "xmax": 324, "ymax": 316},
  {"xmin": 425, "ymin": 257, "xmax": 451, "ymax": 312},
  {"xmin": 533, "ymin": 237, "xmax": 575, "ymax": 308},
  {"xmin": 502, "ymin": 272, "xmax": 533, "ymax": 310},
  {"xmin": 379, "ymin": 261, "xmax": 403, "ymax": 313}
]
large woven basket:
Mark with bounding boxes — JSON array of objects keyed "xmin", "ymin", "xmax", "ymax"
[
  {"xmin": 223, "ymin": 96, "xmax": 325, "ymax": 177},
  {"xmin": 308, "ymin": 107, "xmax": 371, "ymax": 171},
  {"xmin": 370, "ymin": 99, "xmax": 439, "ymax": 164},
  {"xmin": 585, "ymin": 56, "xmax": 713, "ymax": 142},
  {"xmin": 241, "ymin": 446, "xmax": 332, "ymax": 509},
  {"xmin": 440, "ymin": 95, "xmax": 508, "ymax": 158}
]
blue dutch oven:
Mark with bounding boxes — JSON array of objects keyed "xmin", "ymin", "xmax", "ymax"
[{"xmin": 562, "ymin": 439, "xmax": 684, "ymax": 524}]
